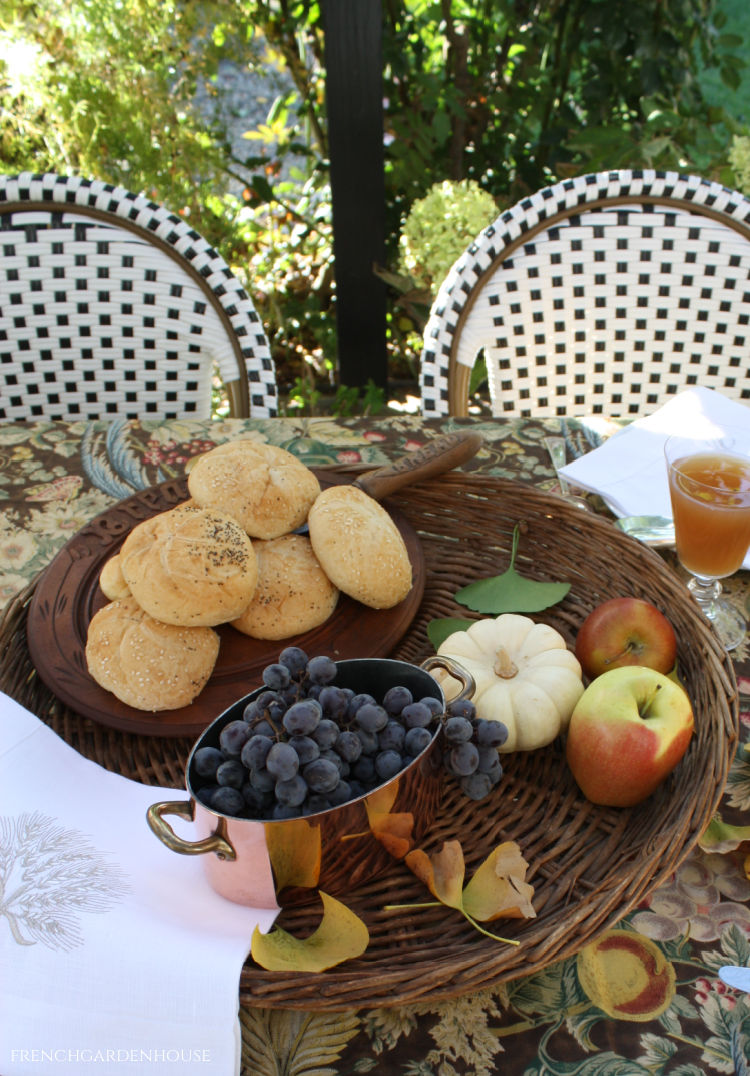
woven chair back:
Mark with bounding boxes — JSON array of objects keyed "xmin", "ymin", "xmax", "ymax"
[
  {"xmin": 420, "ymin": 169, "xmax": 750, "ymax": 417},
  {"xmin": 0, "ymin": 173, "xmax": 278, "ymax": 420}
]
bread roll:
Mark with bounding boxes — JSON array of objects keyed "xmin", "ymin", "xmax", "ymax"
[
  {"xmin": 99, "ymin": 554, "xmax": 131, "ymax": 600},
  {"xmin": 187, "ymin": 439, "xmax": 320, "ymax": 540},
  {"xmin": 119, "ymin": 504, "xmax": 258, "ymax": 626},
  {"xmin": 86, "ymin": 596, "xmax": 220, "ymax": 711},
  {"xmin": 307, "ymin": 485, "xmax": 412, "ymax": 609},
  {"xmin": 232, "ymin": 534, "xmax": 339, "ymax": 640}
]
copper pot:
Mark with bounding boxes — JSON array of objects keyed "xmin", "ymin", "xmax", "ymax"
[{"xmin": 147, "ymin": 656, "xmax": 473, "ymax": 908}]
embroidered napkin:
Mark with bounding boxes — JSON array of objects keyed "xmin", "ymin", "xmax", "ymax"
[
  {"xmin": 560, "ymin": 387, "xmax": 750, "ymax": 567},
  {"xmin": 0, "ymin": 693, "xmax": 278, "ymax": 1076}
]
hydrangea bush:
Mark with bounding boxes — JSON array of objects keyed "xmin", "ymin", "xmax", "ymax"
[
  {"xmin": 398, "ymin": 180, "xmax": 498, "ymax": 296},
  {"xmin": 729, "ymin": 135, "xmax": 750, "ymax": 196}
]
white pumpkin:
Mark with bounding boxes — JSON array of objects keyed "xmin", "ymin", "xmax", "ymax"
[{"xmin": 436, "ymin": 613, "xmax": 584, "ymax": 752}]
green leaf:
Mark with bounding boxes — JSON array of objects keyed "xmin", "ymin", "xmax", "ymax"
[
  {"xmin": 427, "ymin": 617, "xmax": 475, "ymax": 650},
  {"xmin": 454, "ymin": 524, "xmax": 571, "ymax": 614},
  {"xmin": 699, "ymin": 814, "xmax": 750, "ymax": 854},
  {"xmin": 250, "ymin": 174, "xmax": 274, "ymax": 203}
]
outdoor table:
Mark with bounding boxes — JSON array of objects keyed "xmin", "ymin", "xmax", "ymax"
[{"xmin": 1, "ymin": 413, "xmax": 748, "ymax": 1073}]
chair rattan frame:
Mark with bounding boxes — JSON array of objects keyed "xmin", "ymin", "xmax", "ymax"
[
  {"xmin": 420, "ymin": 169, "xmax": 750, "ymax": 418},
  {"xmin": 0, "ymin": 173, "xmax": 278, "ymax": 420}
]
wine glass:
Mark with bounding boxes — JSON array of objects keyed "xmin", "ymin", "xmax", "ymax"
[{"xmin": 664, "ymin": 427, "xmax": 750, "ymax": 651}]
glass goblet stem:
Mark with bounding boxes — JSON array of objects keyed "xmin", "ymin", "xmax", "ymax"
[{"xmin": 687, "ymin": 573, "xmax": 745, "ymax": 650}]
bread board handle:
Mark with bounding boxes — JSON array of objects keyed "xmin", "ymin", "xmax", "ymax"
[{"xmin": 354, "ymin": 430, "xmax": 483, "ymax": 501}]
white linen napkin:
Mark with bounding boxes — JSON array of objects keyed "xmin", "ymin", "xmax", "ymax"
[
  {"xmin": 560, "ymin": 387, "xmax": 750, "ymax": 567},
  {"xmin": 0, "ymin": 693, "xmax": 278, "ymax": 1076}
]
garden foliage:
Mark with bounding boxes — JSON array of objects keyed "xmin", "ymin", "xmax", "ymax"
[{"xmin": 0, "ymin": 0, "xmax": 746, "ymax": 407}]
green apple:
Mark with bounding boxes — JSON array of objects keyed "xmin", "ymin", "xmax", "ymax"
[
  {"xmin": 575, "ymin": 596, "xmax": 677, "ymax": 679},
  {"xmin": 565, "ymin": 665, "xmax": 694, "ymax": 807}
]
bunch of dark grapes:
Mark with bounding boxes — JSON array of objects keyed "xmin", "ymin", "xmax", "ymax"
[
  {"xmin": 441, "ymin": 697, "xmax": 508, "ymax": 801},
  {"xmin": 192, "ymin": 647, "xmax": 444, "ymax": 820}
]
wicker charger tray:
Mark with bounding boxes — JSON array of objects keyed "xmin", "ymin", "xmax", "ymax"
[{"xmin": 0, "ymin": 473, "xmax": 739, "ymax": 1011}]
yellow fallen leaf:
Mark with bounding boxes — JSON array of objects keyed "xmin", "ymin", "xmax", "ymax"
[
  {"xmin": 364, "ymin": 780, "xmax": 415, "ymax": 859},
  {"xmin": 364, "ymin": 782, "xmax": 399, "ymax": 816},
  {"xmin": 250, "ymin": 891, "xmax": 369, "ymax": 973},
  {"xmin": 405, "ymin": 840, "xmax": 466, "ymax": 909},
  {"xmin": 265, "ymin": 817, "xmax": 322, "ymax": 893},
  {"xmin": 397, "ymin": 839, "xmax": 534, "ymax": 944},
  {"xmin": 462, "ymin": 841, "xmax": 536, "ymax": 921}
]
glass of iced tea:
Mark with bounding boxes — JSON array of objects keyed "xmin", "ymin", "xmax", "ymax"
[{"xmin": 665, "ymin": 428, "xmax": 750, "ymax": 650}]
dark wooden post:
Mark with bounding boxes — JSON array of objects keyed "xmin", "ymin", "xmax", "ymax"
[{"xmin": 322, "ymin": 0, "xmax": 387, "ymax": 392}]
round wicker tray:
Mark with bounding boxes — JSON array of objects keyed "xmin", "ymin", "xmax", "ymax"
[{"xmin": 0, "ymin": 473, "xmax": 738, "ymax": 1011}]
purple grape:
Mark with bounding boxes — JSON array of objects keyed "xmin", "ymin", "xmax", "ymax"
[
  {"xmin": 401, "ymin": 701, "xmax": 433, "ymax": 729},
  {"xmin": 476, "ymin": 719, "xmax": 509, "ymax": 747},
  {"xmin": 327, "ymin": 780, "xmax": 353, "ymax": 807},
  {"xmin": 279, "ymin": 646, "xmax": 309, "ymax": 679},
  {"xmin": 319, "ymin": 685, "xmax": 350, "ymax": 721},
  {"xmin": 356, "ymin": 727, "xmax": 379, "ymax": 755},
  {"xmin": 378, "ymin": 720, "xmax": 405, "ymax": 752},
  {"xmin": 275, "ymin": 774, "xmax": 308, "ymax": 807},
  {"xmin": 303, "ymin": 757, "xmax": 340, "ymax": 793},
  {"xmin": 249, "ymin": 768, "xmax": 276, "ymax": 793},
  {"xmin": 307, "ymin": 655, "xmax": 337, "ymax": 685},
  {"xmin": 419, "ymin": 696, "xmax": 443, "ymax": 715},
  {"xmin": 193, "ymin": 746, "xmax": 224, "ymax": 779},
  {"xmin": 449, "ymin": 741, "xmax": 479, "ymax": 776},
  {"xmin": 459, "ymin": 772, "xmax": 494, "ymax": 800},
  {"xmin": 219, "ymin": 720, "xmax": 252, "ymax": 758},
  {"xmin": 346, "ymin": 692, "xmax": 376, "ymax": 718},
  {"xmin": 404, "ymin": 726, "xmax": 432, "ymax": 756},
  {"xmin": 312, "ymin": 718, "xmax": 340, "ymax": 749},
  {"xmin": 447, "ymin": 698, "xmax": 476, "ymax": 721},
  {"xmin": 240, "ymin": 734, "xmax": 274, "ymax": 772},
  {"xmin": 383, "ymin": 685, "xmax": 412, "ymax": 714},
  {"xmin": 355, "ymin": 703, "xmax": 389, "ymax": 733},
  {"xmin": 289, "ymin": 734, "xmax": 320, "ymax": 765},
  {"xmin": 210, "ymin": 786, "xmax": 245, "ymax": 816},
  {"xmin": 335, "ymin": 730, "xmax": 362, "ymax": 763},
  {"xmin": 374, "ymin": 750, "xmax": 403, "ymax": 781},
  {"xmin": 444, "ymin": 716, "xmax": 474, "ymax": 743},
  {"xmin": 262, "ymin": 662, "xmax": 292, "ymax": 691},
  {"xmin": 266, "ymin": 741, "xmax": 299, "ymax": 780},
  {"xmin": 216, "ymin": 759, "xmax": 246, "ymax": 789},
  {"xmin": 352, "ymin": 755, "xmax": 376, "ymax": 783},
  {"xmin": 283, "ymin": 698, "xmax": 322, "ymax": 735}
]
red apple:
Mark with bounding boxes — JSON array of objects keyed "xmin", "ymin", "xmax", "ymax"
[
  {"xmin": 565, "ymin": 665, "xmax": 694, "ymax": 807},
  {"xmin": 575, "ymin": 597, "xmax": 677, "ymax": 679}
]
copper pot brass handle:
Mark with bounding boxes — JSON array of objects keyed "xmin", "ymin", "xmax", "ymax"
[
  {"xmin": 420, "ymin": 655, "xmax": 476, "ymax": 703},
  {"xmin": 146, "ymin": 799, "xmax": 236, "ymax": 861}
]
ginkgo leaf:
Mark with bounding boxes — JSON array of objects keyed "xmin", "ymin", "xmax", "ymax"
[
  {"xmin": 462, "ymin": 841, "xmax": 536, "ymax": 921},
  {"xmin": 454, "ymin": 523, "xmax": 570, "ymax": 614},
  {"xmin": 250, "ymin": 891, "xmax": 369, "ymax": 972},
  {"xmin": 265, "ymin": 817, "xmax": 322, "ymax": 893},
  {"xmin": 699, "ymin": 814, "xmax": 750, "ymax": 854},
  {"xmin": 399, "ymin": 839, "xmax": 534, "ymax": 943},
  {"xmin": 427, "ymin": 617, "xmax": 475, "ymax": 650},
  {"xmin": 364, "ymin": 786, "xmax": 415, "ymax": 859},
  {"xmin": 405, "ymin": 840, "xmax": 466, "ymax": 910}
]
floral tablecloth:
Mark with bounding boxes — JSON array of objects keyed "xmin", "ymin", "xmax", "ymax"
[{"xmin": 1, "ymin": 414, "xmax": 749, "ymax": 1075}]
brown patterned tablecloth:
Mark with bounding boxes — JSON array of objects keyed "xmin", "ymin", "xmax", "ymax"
[{"xmin": 1, "ymin": 413, "xmax": 749, "ymax": 1074}]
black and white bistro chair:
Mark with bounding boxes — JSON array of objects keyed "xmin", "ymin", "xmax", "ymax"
[
  {"xmin": 0, "ymin": 173, "xmax": 278, "ymax": 420},
  {"xmin": 420, "ymin": 169, "xmax": 750, "ymax": 417}
]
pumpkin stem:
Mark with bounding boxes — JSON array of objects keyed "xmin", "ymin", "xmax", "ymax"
[{"xmin": 494, "ymin": 647, "xmax": 518, "ymax": 678}]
